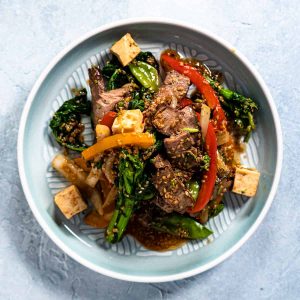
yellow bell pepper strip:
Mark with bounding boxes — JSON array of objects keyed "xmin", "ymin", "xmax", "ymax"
[{"xmin": 82, "ymin": 132, "xmax": 155, "ymax": 160}]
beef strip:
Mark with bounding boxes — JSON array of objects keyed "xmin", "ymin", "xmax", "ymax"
[
  {"xmin": 155, "ymin": 70, "xmax": 191, "ymax": 108},
  {"xmin": 152, "ymin": 106, "xmax": 179, "ymax": 136},
  {"xmin": 163, "ymin": 70, "xmax": 191, "ymax": 99},
  {"xmin": 164, "ymin": 131, "xmax": 203, "ymax": 170},
  {"xmin": 152, "ymin": 105, "xmax": 198, "ymax": 136},
  {"xmin": 152, "ymin": 155, "xmax": 194, "ymax": 214},
  {"xmin": 153, "ymin": 195, "xmax": 174, "ymax": 214},
  {"xmin": 88, "ymin": 66, "xmax": 134, "ymax": 125},
  {"xmin": 88, "ymin": 66, "xmax": 105, "ymax": 125},
  {"xmin": 145, "ymin": 70, "xmax": 190, "ymax": 119},
  {"xmin": 132, "ymin": 201, "xmax": 171, "ymax": 228},
  {"xmin": 173, "ymin": 169, "xmax": 194, "ymax": 183},
  {"xmin": 180, "ymin": 106, "xmax": 198, "ymax": 128}
]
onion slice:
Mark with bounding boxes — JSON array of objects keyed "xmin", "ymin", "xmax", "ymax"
[{"xmin": 200, "ymin": 104, "xmax": 211, "ymax": 139}]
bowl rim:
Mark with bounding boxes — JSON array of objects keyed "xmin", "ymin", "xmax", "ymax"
[{"xmin": 17, "ymin": 17, "xmax": 283, "ymax": 282}]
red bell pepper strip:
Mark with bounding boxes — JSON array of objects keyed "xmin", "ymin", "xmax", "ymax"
[
  {"xmin": 179, "ymin": 98, "xmax": 193, "ymax": 108},
  {"xmin": 99, "ymin": 111, "xmax": 117, "ymax": 128},
  {"xmin": 161, "ymin": 54, "xmax": 227, "ymax": 130},
  {"xmin": 189, "ymin": 113, "xmax": 217, "ymax": 213}
]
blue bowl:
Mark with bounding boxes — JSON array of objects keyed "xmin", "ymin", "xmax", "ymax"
[{"xmin": 18, "ymin": 18, "xmax": 282, "ymax": 282}]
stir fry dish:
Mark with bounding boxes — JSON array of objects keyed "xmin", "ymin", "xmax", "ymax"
[{"xmin": 51, "ymin": 33, "xmax": 260, "ymax": 251}]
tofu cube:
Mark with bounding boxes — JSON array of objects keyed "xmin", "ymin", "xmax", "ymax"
[
  {"xmin": 232, "ymin": 167, "xmax": 260, "ymax": 197},
  {"xmin": 112, "ymin": 109, "xmax": 144, "ymax": 134},
  {"xmin": 54, "ymin": 185, "xmax": 87, "ymax": 219},
  {"xmin": 110, "ymin": 33, "xmax": 141, "ymax": 66}
]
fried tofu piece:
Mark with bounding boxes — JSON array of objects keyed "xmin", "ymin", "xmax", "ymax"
[
  {"xmin": 232, "ymin": 167, "xmax": 260, "ymax": 197},
  {"xmin": 54, "ymin": 185, "xmax": 87, "ymax": 219},
  {"xmin": 112, "ymin": 109, "xmax": 144, "ymax": 134},
  {"xmin": 110, "ymin": 33, "xmax": 141, "ymax": 66}
]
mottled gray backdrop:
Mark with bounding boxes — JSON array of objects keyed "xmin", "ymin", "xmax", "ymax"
[{"xmin": 1, "ymin": 0, "xmax": 299, "ymax": 299}]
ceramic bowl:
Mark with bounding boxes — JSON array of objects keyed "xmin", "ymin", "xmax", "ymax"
[{"xmin": 18, "ymin": 18, "xmax": 282, "ymax": 282}]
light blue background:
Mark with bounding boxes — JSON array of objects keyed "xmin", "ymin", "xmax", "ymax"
[{"xmin": 0, "ymin": 1, "xmax": 299, "ymax": 299}]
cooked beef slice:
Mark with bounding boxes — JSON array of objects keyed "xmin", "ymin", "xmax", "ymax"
[
  {"xmin": 164, "ymin": 131, "xmax": 203, "ymax": 170},
  {"xmin": 152, "ymin": 105, "xmax": 198, "ymax": 136},
  {"xmin": 88, "ymin": 66, "xmax": 105, "ymax": 125},
  {"xmin": 152, "ymin": 195, "xmax": 174, "ymax": 213},
  {"xmin": 180, "ymin": 106, "xmax": 198, "ymax": 128},
  {"xmin": 152, "ymin": 155, "xmax": 194, "ymax": 213},
  {"xmin": 173, "ymin": 169, "xmax": 194, "ymax": 183},
  {"xmin": 163, "ymin": 70, "xmax": 191, "ymax": 100},
  {"xmin": 88, "ymin": 66, "xmax": 134, "ymax": 125},
  {"xmin": 152, "ymin": 106, "xmax": 180, "ymax": 136},
  {"xmin": 145, "ymin": 70, "xmax": 190, "ymax": 118}
]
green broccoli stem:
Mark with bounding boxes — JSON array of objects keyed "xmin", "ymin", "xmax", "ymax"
[
  {"xmin": 205, "ymin": 76, "xmax": 258, "ymax": 142},
  {"xmin": 106, "ymin": 150, "xmax": 146, "ymax": 243},
  {"xmin": 205, "ymin": 76, "xmax": 248, "ymax": 103},
  {"xmin": 105, "ymin": 208, "xmax": 120, "ymax": 243},
  {"xmin": 106, "ymin": 196, "xmax": 135, "ymax": 243}
]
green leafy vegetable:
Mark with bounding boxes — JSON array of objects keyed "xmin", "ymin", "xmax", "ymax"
[
  {"xmin": 106, "ymin": 150, "xmax": 147, "ymax": 243},
  {"xmin": 49, "ymin": 89, "xmax": 91, "ymax": 152},
  {"xmin": 102, "ymin": 56, "xmax": 135, "ymax": 90},
  {"xmin": 107, "ymin": 69, "xmax": 129, "ymax": 90},
  {"xmin": 129, "ymin": 61, "xmax": 159, "ymax": 92},
  {"xmin": 101, "ymin": 56, "xmax": 121, "ymax": 79},
  {"xmin": 206, "ymin": 76, "xmax": 258, "ymax": 142},
  {"xmin": 136, "ymin": 51, "xmax": 159, "ymax": 70},
  {"xmin": 151, "ymin": 213, "xmax": 213, "ymax": 239},
  {"xmin": 128, "ymin": 97, "xmax": 145, "ymax": 111},
  {"xmin": 128, "ymin": 87, "xmax": 154, "ymax": 111}
]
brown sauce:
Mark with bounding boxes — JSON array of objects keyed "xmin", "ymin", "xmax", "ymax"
[{"xmin": 127, "ymin": 219, "xmax": 186, "ymax": 251}]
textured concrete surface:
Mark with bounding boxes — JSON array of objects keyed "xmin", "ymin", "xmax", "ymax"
[{"xmin": 0, "ymin": 0, "xmax": 300, "ymax": 299}]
